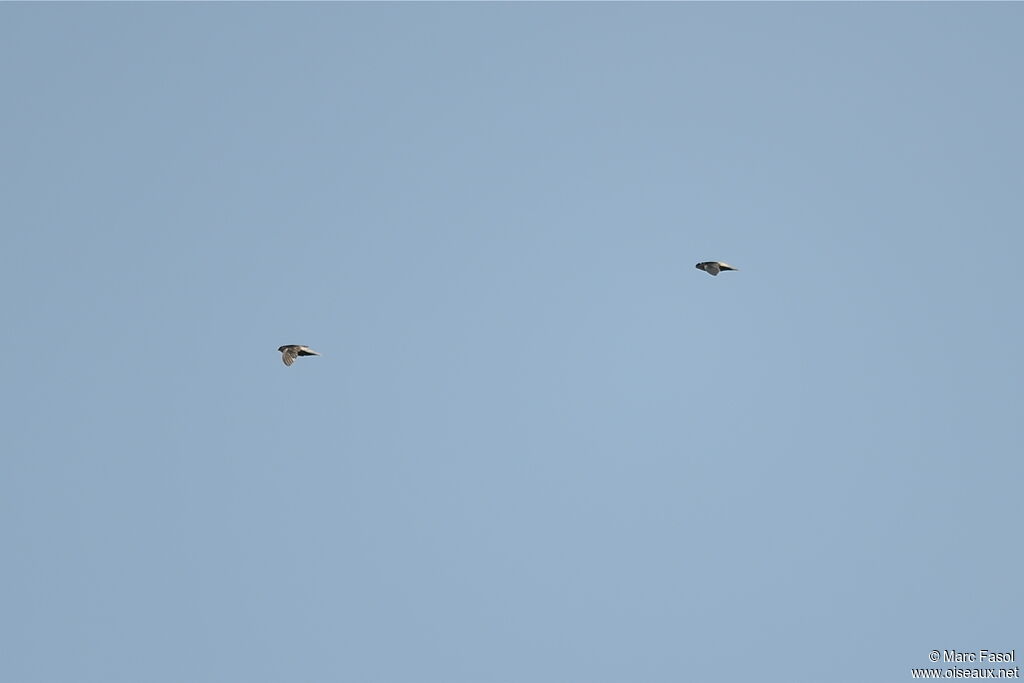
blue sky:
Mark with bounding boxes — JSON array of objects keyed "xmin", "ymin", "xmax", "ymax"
[{"xmin": 2, "ymin": 4, "xmax": 1021, "ymax": 682}]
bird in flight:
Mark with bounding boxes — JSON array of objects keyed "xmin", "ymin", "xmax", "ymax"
[
  {"xmin": 278, "ymin": 345, "xmax": 321, "ymax": 366},
  {"xmin": 695, "ymin": 261, "xmax": 738, "ymax": 276}
]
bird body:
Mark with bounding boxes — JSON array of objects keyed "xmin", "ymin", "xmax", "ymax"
[
  {"xmin": 695, "ymin": 261, "xmax": 738, "ymax": 276},
  {"xmin": 278, "ymin": 345, "xmax": 321, "ymax": 366}
]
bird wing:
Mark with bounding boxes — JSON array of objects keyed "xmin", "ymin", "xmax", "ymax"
[
  {"xmin": 704, "ymin": 262, "xmax": 721, "ymax": 275},
  {"xmin": 281, "ymin": 348, "xmax": 298, "ymax": 366}
]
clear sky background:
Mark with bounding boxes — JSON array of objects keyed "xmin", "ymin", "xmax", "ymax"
[{"xmin": 2, "ymin": 4, "xmax": 1022, "ymax": 682}]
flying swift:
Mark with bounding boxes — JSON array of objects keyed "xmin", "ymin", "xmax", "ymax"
[
  {"xmin": 695, "ymin": 261, "xmax": 738, "ymax": 276},
  {"xmin": 278, "ymin": 345, "xmax": 321, "ymax": 366}
]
